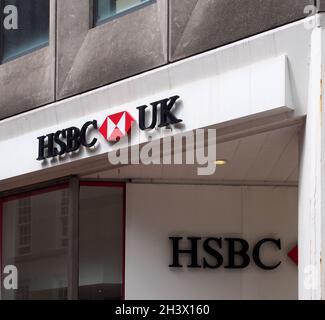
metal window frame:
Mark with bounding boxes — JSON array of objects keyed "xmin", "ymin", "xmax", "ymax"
[{"xmin": 0, "ymin": 0, "xmax": 4, "ymax": 63}]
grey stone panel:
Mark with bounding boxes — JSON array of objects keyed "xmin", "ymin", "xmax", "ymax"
[
  {"xmin": 56, "ymin": 0, "xmax": 167, "ymax": 100},
  {"xmin": 318, "ymin": 0, "xmax": 325, "ymax": 11},
  {"xmin": 170, "ymin": 0, "xmax": 313, "ymax": 61}
]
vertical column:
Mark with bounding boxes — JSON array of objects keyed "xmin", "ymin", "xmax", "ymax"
[
  {"xmin": 321, "ymin": 15, "xmax": 325, "ymax": 300},
  {"xmin": 68, "ymin": 176, "xmax": 79, "ymax": 300},
  {"xmin": 298, "ymin": 17, "xmax": 325, "ymax": 300},
  {"xmin": 0, "ymin": 201, "xmax": 3, "ymax": 300}
]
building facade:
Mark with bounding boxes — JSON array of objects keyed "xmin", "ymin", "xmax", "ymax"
[{"xmin": 0, "ymin": 0, "xmax": 324, "ymax": 300}]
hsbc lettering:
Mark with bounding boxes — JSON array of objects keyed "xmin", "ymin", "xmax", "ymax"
[
  {"xmin": 37, "ymin": 121, "xmax": 98, "ymax": 161},
  {"xmin": 169, "ymin": 237, "xmax": 282, "ymax": 270},
  {"xmin": 37, "ymin": 96, "xmax": 182, "ymax": 161}
]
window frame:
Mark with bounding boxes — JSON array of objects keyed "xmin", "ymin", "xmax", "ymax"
[
  {"xmin": 0, "ymin": 1, "xmax": 5, "ymax": 63},
  {"xmin": 92, "ymin": 0, "xmax": 156, "ymax": 27}
]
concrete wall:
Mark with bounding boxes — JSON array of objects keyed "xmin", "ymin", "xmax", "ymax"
[
  {"xmin": 318, "ymin": 0, "xmax": 325, "ymax": 11},
  {"xmin": 0, "ymin": 0, "xmax": 314, "ymax": 119},
  {"xmin": 125, "ymin": 184, "xmax": 298, "ymax": 300},
  {"xmin": 169, "ymin": 0, "xmax": 312, "ymax": 61},
  {"xmin": 0, "ymin": 0, "xmax": 56, "ymax": 119}
]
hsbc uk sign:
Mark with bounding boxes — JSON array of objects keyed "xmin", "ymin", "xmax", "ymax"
[{"xmin": 37, "ymin": 95, "xmax": 182, "ymax": 161}]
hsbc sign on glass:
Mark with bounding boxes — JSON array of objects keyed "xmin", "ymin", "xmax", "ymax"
[{"xmin": 37, "ymin": 96, "xmax": 182, "ymax": 161}]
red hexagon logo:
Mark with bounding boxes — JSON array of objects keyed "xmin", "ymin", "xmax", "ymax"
[
  {"xmin": 99, "ymin": 111, "xmax": 135, "ymax": 142},
  {"xmin": 287, "ymin": 245, "xmax": 298, "ymax": 265}
]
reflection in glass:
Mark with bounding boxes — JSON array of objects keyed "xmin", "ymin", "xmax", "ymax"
[
  {"xmin": 94, "ymin": 0, "xmax": 152, "ymax": 25},
  {"xmin": 1, "ymin": 0, "xmax": 49, "ymax": 63},
  {"xmin": 1, "ymin": 188, "xmax": 69, "ymax": 300},
  {"xmin": 79, "ymin": 186, "xmax": 124, "ymax": 300}
]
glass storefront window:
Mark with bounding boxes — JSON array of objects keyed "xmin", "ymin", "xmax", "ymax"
[
  {"xmin": 0, "ymin": 181, "xmax": 124, "ymax": 300},
  {"xmin": 0, "ymin": 0, "xmax": 50, "ymax": 63},
  {"xmin": 79, "ymin": 183, "xmax": 124, "ymax": 300},
  {"xmin": 1, "ymin": 185, "xmax": 69, "ymax": 300},
  {"xmin": 94, "ymin": 0, "xmax": 153, "ymax": 25}
]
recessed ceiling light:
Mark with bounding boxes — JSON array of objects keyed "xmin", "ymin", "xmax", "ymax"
[{"xmin": 214, "ymin": 159, "xmax": 228, "ymax": 166}]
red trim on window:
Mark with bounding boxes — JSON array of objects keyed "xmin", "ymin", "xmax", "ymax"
[
  {"xmin": 0, "ymin": 183, "xmax": 69, "ymax": 203},
  {"xmin": 80, "ymin": 181, "xmax": 125, "ymax": 188}
]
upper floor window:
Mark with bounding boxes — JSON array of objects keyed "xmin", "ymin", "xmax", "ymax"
[
  {"xmin": 94, "ymin": 0, "xmax": 153, "ymax": 26},
  {"xmin": 0, "ymin": 0, "xmax": 49, "ymax": 63}
]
